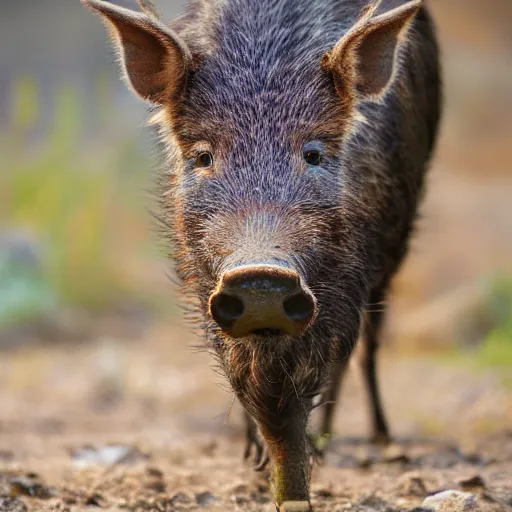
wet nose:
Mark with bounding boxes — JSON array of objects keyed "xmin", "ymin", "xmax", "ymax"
[{"xmin": 209, "ymin": 265, "xmax": 317, "ymax": 338}]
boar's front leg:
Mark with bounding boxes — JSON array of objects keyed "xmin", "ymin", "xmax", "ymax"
[
  {"xmin": 257, "ymin": 404, "xmax": 312, "ymax": 511},
  {"xmin": 228, "ymin": 352, "xmax": 314, "ymax": 508}
]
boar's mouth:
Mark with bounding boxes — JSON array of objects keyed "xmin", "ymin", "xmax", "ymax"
[{"xmin": 250, "ymin": 328, "xmax": 285, "ymax": 337}]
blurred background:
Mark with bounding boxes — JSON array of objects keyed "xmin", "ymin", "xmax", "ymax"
[{"xmin": 0, "ymin": 0, "xmax": 511, "ymax": 485}]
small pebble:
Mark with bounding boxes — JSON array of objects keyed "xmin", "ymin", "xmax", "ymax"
[
  {"xmin": 233, "ymin": 494, "xmax": 249, "ymax": 505},
  {"xmin": 170, "ymin": 492, "xmax": 191, "ymax": 505},
  {"xmin": 196, "ymin": 491, "xmax": 218, "ymax": 507},
  {"xmin": 85, "ymin": 493, "xmax": 106, "ymax": 507},
  {"xmin": 397, "ymin": 472, "xmax": 428, "ymax": 497},
  {"xmin": 10, "ymin": 476, "xmax": 55, "ymax": 500},
  {"xmin": 420, "ymin": 490, "xmax": 478, "ymax": 511},
  {"xmin": 458, "ymin": 475, "xmax": 486, "ymax": 490},
  {"xmin": 70, "ymin": 445, "xmax": 149, "ymax": 467}
]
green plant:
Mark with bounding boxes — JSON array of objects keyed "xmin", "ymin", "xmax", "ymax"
[
  {"xmin": 478, "ymin": 276, "xmax": 512, "ymax": 366},
  {"xmin": 1, "ymin": 76, "xmax": 152, "ymax": 311}
]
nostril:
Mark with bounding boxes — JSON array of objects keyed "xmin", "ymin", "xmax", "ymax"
[
  {"xmin": 283, "ymin": 292, "xmax": 315, "ymax": 322},
  {"xmin": 210, "ymin": 293, "xmax": 245, "ymax": 326}
]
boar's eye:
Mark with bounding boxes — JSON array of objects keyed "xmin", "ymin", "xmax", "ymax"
[
  {"xmin": 303, "ymin": 144, "xmax": 323, "ymax": 166},
  {"xmin": 195, "ymin": 151, "xmax": 213, "ymax": 169}
]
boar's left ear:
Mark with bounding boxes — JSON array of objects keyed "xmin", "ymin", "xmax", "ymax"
[
  {"xmin": 324, "ymin": 0, "xmax": 421, "ymax": 103},
  {"xmin": 82, "ymin": 0, "xmax": 191, "ymax": 105}
]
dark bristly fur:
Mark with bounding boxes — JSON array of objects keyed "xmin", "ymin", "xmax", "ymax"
[{"xmin": 82, "ymin": 0, "xmax": 442, "ymax": 508}]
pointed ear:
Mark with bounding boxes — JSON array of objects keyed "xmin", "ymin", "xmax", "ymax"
[
  {"xmin": 323, "ymin": 0, "xmax": 421, "ymax": 103},
  {"xmin": 137, "ymin": 0, "xmax": 162, "ymax": 20},
  {"xmin": 82, "ymin": 0, "xmax": 191, "ymax": 105}
]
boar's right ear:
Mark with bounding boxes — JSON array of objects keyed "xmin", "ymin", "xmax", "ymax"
[
  {"xmin": 82, "ymin": 0, "xmax": 191, "ymax": 105},
  {"xmin": 324, "ymin": 0, "xmax": 421, "ymax": 105}
]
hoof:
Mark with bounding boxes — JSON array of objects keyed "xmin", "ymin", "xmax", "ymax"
[{"xmin": 278, "ymin": 501, "xmax": 312, "ymax": 512}]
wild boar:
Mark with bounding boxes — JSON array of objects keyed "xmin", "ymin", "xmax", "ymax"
[{"xmin": 82, "ymin": 0, "xmax": 441, "ymax": 509}]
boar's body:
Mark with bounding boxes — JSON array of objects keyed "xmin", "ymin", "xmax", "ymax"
[
  {"xmin": 161, "ymin": 0, "xmax": 440, "ymax": 432},
  {"xmin": 83, "ymin": 0, "xmax": 441, "ymax": 508}
]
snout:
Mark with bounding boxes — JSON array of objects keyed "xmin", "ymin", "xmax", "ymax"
[{"xmin": 209, "ymin": 265, "xmax": 317, "ymax": 338}]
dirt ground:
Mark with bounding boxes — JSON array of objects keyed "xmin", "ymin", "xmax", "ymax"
[{"xmin": 0, "ymin": 323, "xmax": 510, "ymax": 512}]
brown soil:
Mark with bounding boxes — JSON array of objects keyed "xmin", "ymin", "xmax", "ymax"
[{"xmin": 0, "ymin": 325, "xmax": 510, "ymax": 511}]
